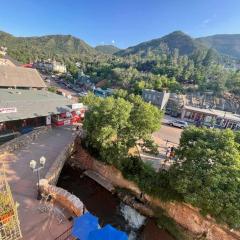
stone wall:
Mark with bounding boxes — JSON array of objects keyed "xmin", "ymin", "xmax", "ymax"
[
  {"xmin": 39, "ymin": 179, "xmax": 84, "ymax": 217},
  {"xmin": 68, "ymin": 143, "xmax": 240, "ymax": 240},
  {"xmin": 39, "ymin": 135, "xmax": 84, "ymax": 217},
  {"xmin": 45, "ymin": 137, "xmax": 76, "ymax": 185},
  {"xmin": 0, "ymin": 126, "xmax": 50, "ymax": 155}
]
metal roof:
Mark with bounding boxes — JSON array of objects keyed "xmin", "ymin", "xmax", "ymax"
[
  {"xmin": 0, "ymin": 65, "xmax": 46, "ymax": 88},
  {"xmin": 0, "ymin": 89, "xmax": 73, "ymax": 122}
]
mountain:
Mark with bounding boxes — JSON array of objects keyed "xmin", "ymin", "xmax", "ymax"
[
  {"xmin": 95, "ymin": 45, "xmax": 120, "ymax": 55},
  {"xmin": 2, "ymin": 30, "xmax": 240, "ymax": 65},
  {"xmin": 116, "ymin": 31, "xmax": 207, "ymax": 57},
  {"xmin": 197, "ymin": 34, "xmax": 240, "ymax": 59},
  {"xmin": 0, "ymin": 31, "xmax": 98, "ymax": 63}
]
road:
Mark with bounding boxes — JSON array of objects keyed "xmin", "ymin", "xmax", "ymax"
[
  {"xmin": 41, "ymin": 73, "xmax": 80, "ymax": 103},
  {"xmin": 153, "ymin": 123, "xmax": 183, "ymax": 146},
  {"xmin": 140, "ymin": 118, "xmax": 183, "ymax": 171}
]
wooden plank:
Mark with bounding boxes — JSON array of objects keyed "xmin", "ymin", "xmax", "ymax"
[{"xmin": 84, "ymin": 170, "xmax": 115, "ymax": 192}]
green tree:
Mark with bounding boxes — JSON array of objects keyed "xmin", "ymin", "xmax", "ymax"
[
  {"xmin": 169, "ymin": 127, "xmax": 240, "ymax": 228},
  {"xmin": 67, "ymin": 62, "xmax": 79, "ymax": 78},
  {"xmin": 82, "ymin": 94, "xmax": 162, "ymax": 167}
]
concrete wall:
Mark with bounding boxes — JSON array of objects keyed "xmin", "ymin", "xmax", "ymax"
[
  {"xmin": 0, "ymin": 126, "xmax": 49, "ymax": 155},
  {"xmin": 68, "ymin": 143, "xmax": 240, "ymax": 240}
]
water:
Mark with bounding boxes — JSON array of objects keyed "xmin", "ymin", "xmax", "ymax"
[
  {"xmin": 57, "ymin": 165, "xmax": 174, "ymax": 240},
  {"xmin": 120, "ymin": 203, "xmax": 146, "ymax": 240},
  {"xmin": 120, "ymin": 203, "xmax": 146, "ymax": 229}
]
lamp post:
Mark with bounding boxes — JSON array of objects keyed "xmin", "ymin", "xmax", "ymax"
[{"xmin": 29, "ymin": 156, "xmax": 46, "ymax": 200}]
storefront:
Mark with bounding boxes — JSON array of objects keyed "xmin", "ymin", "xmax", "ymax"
[
  {"xmin": 0, "ymin": 89, "xmax": 86, "ymax": 143},
  {"xmin": 51, "ymin": 103, "xmax": 86, "ymax": 126},
  {"xmin": 181, "ymin": 105, "xmax": 240, "ymax": 130}
]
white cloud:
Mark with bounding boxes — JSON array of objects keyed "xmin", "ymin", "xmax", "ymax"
[
  {"xmin": 203, "ymin": 19, "xmax": 211, "ymax": 24},
  {"xmin": 112, "ymin": 40, "xmax": 115, "ymax": 44}
]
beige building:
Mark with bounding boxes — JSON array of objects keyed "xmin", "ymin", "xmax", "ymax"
[
  {"xmin": 0, "ymin": 46, "xmax": 7, "ymax": 56},
  {"xmin": 33, "ymin": 60, "xmax": 67, "ymax": 74},
  {"xmin": 52, "ymin": 61, "xmax": 67, "ymax": 73}
]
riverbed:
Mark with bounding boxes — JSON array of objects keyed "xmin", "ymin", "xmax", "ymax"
[{"xmin": 57, "ymin": 165, "xmax": 174, "ymax": 240}]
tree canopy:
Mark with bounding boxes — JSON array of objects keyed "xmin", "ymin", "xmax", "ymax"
[
  {"xmin": 82, "ymin": 94, "xmax": 240, "ymax": 229},
  {"xmin": 82, "ymin": 93, "xmax": 162, "ymax": 167},
  {"xmin": 169, "ymin": 127, "xmax": 240, "ymax": 228}
]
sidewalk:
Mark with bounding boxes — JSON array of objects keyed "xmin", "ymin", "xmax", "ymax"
[{"xmin": 1, "ymin": 126, "xmax": 76, "ymax": 240}]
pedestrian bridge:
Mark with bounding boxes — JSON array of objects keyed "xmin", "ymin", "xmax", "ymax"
[{"xmin": 0, "ymin": 126, "xmax": 76, "ymax": 240}]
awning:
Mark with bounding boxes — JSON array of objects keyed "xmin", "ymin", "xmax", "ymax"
[
  {"xmin": 72, "ymin": 213, "xmax": 99, "ymax": 240},
  {"xmin": 88, "ymin": 224, "xmax": 128, "ymax": 240}
]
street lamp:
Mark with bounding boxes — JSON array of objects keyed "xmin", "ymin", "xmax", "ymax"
[{"xmin": 29, "ymin": 156, "xmax": 46, "ymax": 200}]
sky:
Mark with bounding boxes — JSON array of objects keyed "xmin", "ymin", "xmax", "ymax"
[{"xmin": 0, "ymin": 0, "xmax": 240, "ymax": 48}]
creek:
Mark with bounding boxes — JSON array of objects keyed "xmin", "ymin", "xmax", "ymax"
[{"xmin": 57, "ymin": 165, "xmax": 174, "ymax": 240}]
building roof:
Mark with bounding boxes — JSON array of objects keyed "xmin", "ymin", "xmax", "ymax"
[
  {"xmin": 0, "ymin": 58, "xmax": 15, "ymax": 66},
  {"xmin": 0, "ymin": 65, "xmax": 46, "ymax": 88},
  {"xmin": 0, "ymin": 89, "xmax": 73, "ymax": 122},
  {"xmin": 184, "ymin": 105, "xmax": 240, "ymax": 122}
]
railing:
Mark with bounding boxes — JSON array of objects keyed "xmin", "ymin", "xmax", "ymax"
[{"xmin": 54, "ymin": 226, "xmax": 75, "ymax": 240}]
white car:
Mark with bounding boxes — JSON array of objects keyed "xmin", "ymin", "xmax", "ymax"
[
  {"xmin": 78, "ymin": 92, "xmax": 88, "ymax": 97},
  {"xmin": 168, "ymin": 120, "xmax": 188, "ymax": 129}
]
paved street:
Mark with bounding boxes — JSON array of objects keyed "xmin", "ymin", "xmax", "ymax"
[
  {"xmin": 141, "ymin": 117, "xmax": 183, "ymax": 171},
  {"xmin": 1, "ymin": 127, "xmax": 75, "ymax": 240},
  {"xmin": 153, "ymin": 123, "xmax": 182, "ymax": 146}
]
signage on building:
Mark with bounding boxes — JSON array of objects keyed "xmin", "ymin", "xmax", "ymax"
[
  {"xmin": 64, "ymin": 119, "xmax": 71, "ymax": 125},
  {"xmin": 46, "ymin": 115, "xmax": 51, "ymax": 125},
  {"xmin": 72, "ymin": 103, "xmax": 83, "ymax": 110},
  {"xmin": 0, "ymin": 107, "xmax": 17, "ymax": 114}
]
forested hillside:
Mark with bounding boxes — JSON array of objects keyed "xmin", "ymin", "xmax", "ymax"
[
  {"xmin": 197, "ymin": 34, "xmax": 240, "ymax": 59},
  {"xmin": 95, "ymin": 45, "xmax": 120, "ymax": 55},
  {"xmin": 0, "ymin": 31, "xmax": 98, "ymax": 63},
  {"xmin": 1, "ymin": 30, "xmax": 240, "ymax": 96},
  {"xmin": 116, "ymin": 31, "xmax": 206, "ymax": 57}
]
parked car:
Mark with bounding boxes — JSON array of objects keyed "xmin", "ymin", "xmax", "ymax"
[
  {"xmin": 78, "ymin": 92, "xmax": 88, "ymax": 97},
  {"xmin": 168, "ymin": 120, "xmax": 188, "ymax": 129}
]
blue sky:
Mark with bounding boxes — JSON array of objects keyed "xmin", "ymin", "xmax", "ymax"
[{"xmin": 0, "ymin": 0, "xmax": 240, "ymax": 48}]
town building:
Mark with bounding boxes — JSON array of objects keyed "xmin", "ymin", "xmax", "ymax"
[
  {"xmin": 33, "ymin": 60, "xmax": 67, "ymax": 74},
  {"xmin": 0, "ymin": 46, "xmax": 7, "ymax": 56},
  {"xmin": 142, "ymin": 89, "xmax": 170, "ymax": 110},
  {"xmin": 181, "ymin": 105, "xmax": 240, "ymax": 130},
  {"xmin": 93, "ymin": 88, "xmax": 113, "ymax": 98},
  {"xmin": 0, "ymin": 65, "xmax": 85, "ymax": 143},
  {"xmin": 75, "ymin": 70, "xmax": 94, "ymax": 88},
  {"xmin": 0, "ymin": 65, "xmax": 46, "ymax": 89},
  {"xmin": 0, "ymin": 58, "xmax": 15, "ymax": 66}
]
